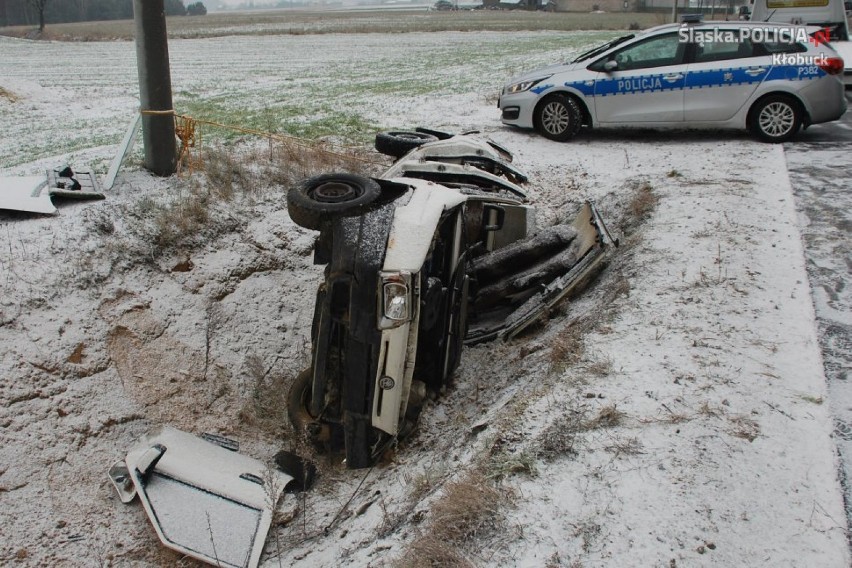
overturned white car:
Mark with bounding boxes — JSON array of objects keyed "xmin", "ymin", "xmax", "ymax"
[{"xmin": 286, "ymin": 129, "xmax": 617, "ymax": 468}]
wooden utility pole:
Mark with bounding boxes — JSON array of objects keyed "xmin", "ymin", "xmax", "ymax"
[{"xmin": 133, "ymin": 0, "xmax": 177, "ymax": 176}]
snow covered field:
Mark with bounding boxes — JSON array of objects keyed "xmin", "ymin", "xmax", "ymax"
[{"xmin": 0, "ymin": 30, "xmax": 848, "ymax": 566}]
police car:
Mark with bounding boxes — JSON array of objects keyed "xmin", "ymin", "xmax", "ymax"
[{"xmin": 499, "ymin": 19, "xmax": 846, "ymax": 143}]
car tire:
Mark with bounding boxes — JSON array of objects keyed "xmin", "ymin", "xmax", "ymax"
[
  {"xmin": 415, "ymin": 126, "xmax": 454, "ymax": 140},
  {"xmin": 287, "ymin": 173, "xmax": 381, "ymax": 230},
  {"xmin": 534, "ymin": 94, "xmax": 583, "ymax": 142},
  {"xmin": 287, "ymin": 368, "xmax": 317, "ymax": 436},
  {"xmin": 374, "ymin": 131, "xmax": 438, "ymax": 158},
  {"xmin": 749, "ymin": 95, "xmax": 802, "ymax": 143}
]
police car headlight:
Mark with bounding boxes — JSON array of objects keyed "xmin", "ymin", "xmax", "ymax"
[
  {"xmin": 379, "ymin": 271, "xmax": 412, "ymax": 329},
  {"xmin": 504, "ymin": 76, "xmax": 551, "ymax": 94}
]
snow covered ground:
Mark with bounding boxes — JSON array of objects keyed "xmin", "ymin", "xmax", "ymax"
[{"xmin": 0, "ymin": 30, "xmax": 848, "ymax": 567}]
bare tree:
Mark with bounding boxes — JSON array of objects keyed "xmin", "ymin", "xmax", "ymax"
[{"xmin": 28, "ymin": 0, "xmax": 48, "ymax": 32}]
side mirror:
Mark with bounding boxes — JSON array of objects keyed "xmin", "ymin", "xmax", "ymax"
[
  {"xmin": 483, "ymin": 205, "xmax": 506, "ymax": 232},
  {"xmin": 603, "ymin": 60, "xmax": 618, "ymax": 73}
]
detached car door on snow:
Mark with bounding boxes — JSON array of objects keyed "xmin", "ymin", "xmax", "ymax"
[{"xmin": 589, "ymin": 32, "xmax": 688, "ymax": 123}]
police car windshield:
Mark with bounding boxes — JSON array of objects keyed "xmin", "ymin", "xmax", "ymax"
[{"xmin": 571, "ymin": 34, "xmax": 635, "ymax": 63}]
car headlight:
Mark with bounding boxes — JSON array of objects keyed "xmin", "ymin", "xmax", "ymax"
[
  {"xmin": 379, "ymin": 271, "xmax": 413, "ymax": 329},
  {"xmin": 504, "ymin": 76, "xmax": 551, "ymax": 95}
]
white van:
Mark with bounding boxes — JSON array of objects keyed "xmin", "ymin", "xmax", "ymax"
[{"xmin": 750, "ymin": 0, "xmax": 852, "ymax": 85}]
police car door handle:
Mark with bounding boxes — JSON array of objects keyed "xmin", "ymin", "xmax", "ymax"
[
  {"xmin": 745, "ymin": 67, "xmax": 767, "ymax": 76},
  {"xmin": 663, "ymin": 73, "xmax": 683, "ymax": 82}
]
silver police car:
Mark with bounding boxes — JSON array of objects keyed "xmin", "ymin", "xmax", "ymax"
[{"xmin": 499, "ymin": 20, "xmax": 846, "ymax": 143}]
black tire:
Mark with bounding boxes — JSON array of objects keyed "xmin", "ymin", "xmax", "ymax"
[
  {"xmin": 375, "ymin": 131, "xmax": 438, "ymax": 158},
  {"xmin": 749, "ymin": 95, "xmax": 803, "ymax": 143},
  {"xmin": 287, "ymin": 173, "xmax": 381, "ymax": 230},
  {"xmin": 287, "ymin": 368, "xmax": 316, "ymax": 435},
  {"xmin": 274, "ymin": 450, "xmax": 317, "ymax": 492},
  {"xmin": 534, "ymin": 94, "xmax": 583, "ymax": 142},
  {"xmin": 415, "ymin": 127, "xmax": 454, "ymax": 140}
]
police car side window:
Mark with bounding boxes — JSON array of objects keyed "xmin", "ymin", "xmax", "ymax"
[
  {"xmin": 693, "ymin": 37, "xmax": 755, "ymax": 63},
  {"xmin": 753, "ymin": 41, "xmax": 807, "ymax": 55},
  {"xmin": 609, "ymin": 33, "xmax": 683, "ymax": 70}
]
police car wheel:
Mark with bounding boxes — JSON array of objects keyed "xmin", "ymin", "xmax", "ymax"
[
  {"xmin": 535, "ymin": 94, "xmax": 582, "ymax": 142},
  {"xmin": 749, "ymin": 95, "xmax": 802, "ymax": 143}
]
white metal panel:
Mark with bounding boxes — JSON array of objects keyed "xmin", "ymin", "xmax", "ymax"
[
  {"xmin": 382, "ymin": 178, "xmax": 465, "ymax": 272},
  {"xmin": 0, "ymin": 176, "xmax": 55, "ymax": 215},
  {"xmin": 124, "ymin": 427, "xmax": 293, "ymax": 568}
]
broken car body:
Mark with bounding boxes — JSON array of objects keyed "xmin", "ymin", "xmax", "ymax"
[{"xmin": 286, "ymin": 131, "xmax": 616, "ymax": 468}]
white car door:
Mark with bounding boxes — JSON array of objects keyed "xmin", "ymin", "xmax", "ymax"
[
  {"xmin": 684, "ymin": 34, "xmax": 773, "ymax": 121},
  {"xmin": 590, "ymin": 32, "xmax": 688, "ymax": 124}
]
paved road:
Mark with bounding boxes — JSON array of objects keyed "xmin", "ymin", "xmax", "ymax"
[
  {"xmin": 785, "ymin": 90, "xmax": 852, "ymax": 542},
  {"xmin": 795, "ymin": 90, "xmax": 852, "ymax": 142}
]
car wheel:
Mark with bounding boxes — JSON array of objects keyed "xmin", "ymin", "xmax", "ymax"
[
  {"xmin": 534, "ymin": 94, "xmax": 582, "ymax": 142},
  {"xmin": 287, "ymin": 173, "xmax": 381, "ymax": 230},
  {"xmin": 749, "ymin": 95, "xmax": 802, "ymax": 143},
  {"xmin": 287, "ymin": 368, "xmax": 319, "ymax": 438},
  {"xmin": 415, "ymin": 126, "xmax": 454, "ymax": 140},
  {"xmin": 375, "ymin": 131, "xmax": 438, "ymax": 158}
]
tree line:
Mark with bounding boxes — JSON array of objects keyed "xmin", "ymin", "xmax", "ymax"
[{"xmin": 0, "ymin": 0, "xmax": 208, "ymax": 29}]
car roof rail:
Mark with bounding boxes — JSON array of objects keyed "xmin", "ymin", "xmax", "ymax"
[{"xmin": 680, "ymin": 13, "xmax": 704, "ymax": 24}]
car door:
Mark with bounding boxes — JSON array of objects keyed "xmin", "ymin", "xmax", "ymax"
[
  {"xmin": 684, "ymin": 33, "xmax": 773, "ymax": 121},
  {"xmin": 590, "ymin": 32, "xmax": 688, "ymax": 123}
]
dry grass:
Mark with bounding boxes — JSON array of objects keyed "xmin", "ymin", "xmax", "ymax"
[
  {"xmin": 547, "ymin": 309, "xmax": 612, "ymax": 374},
  {"xmin": 404, "ymin": 465, "xmax": 448, "ymax": 503},
  {"xmin": 538, "ymin": 405, "xmax": 588, "ymax": 460},
  {"xmin": 586, "ymin": 357, "xmax": 613, "ymax": 377},
  {"xmin": 111, "ymin": 139, "xmax": 378, "ymax": 263},
  {"xmin": 237, "ymin": 353, "xmax": 293, "ymax": 437},
  {"xmin": 627, "ymin": 182, "xmax": 658, "ymax": 223},
  {"xmin": 582, "ymin": 404, "xmax": 625, "ymax": 430},
  {"xmin": 0, "ymin": 86, "xmax": 20, "ymax": 102},
  {"xmin": 399, "ymin": 538, "xmax": 474, "ymax": 568},
  {"xmin": 604, "ymin": 436, "xmax": 643, "ymax": 456},
  {"xmin": 729, "ymin": 415, "xmax": 760, "ymax": 442},
  {"xmin": 200, "ymin": 147, "xmax": 258, "ymax": 201},
  {"xmin": 397, "ymin": 472, "xmax": 507, "ymax": 568},
  {"xmin": 486, "ymin": 447, "xmax": 538, "ymax": 480},
  {"xmin": 549, "ymin": 325, "xmax": 585, "ymax": 370},
  {"xmin": 124, "ymin": 184, "xmax": 220, "ymax": 259},
  {"xmin": 256, "ymin": 139, "xmax": 378, "ymax": 184},
  {"xmin": 199, "ymin": 140, "xmax": 377, "ymax": 200}
]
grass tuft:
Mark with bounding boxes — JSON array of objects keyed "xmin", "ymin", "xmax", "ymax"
[
  {"xmin": 628, "ymin": 181, "xmax": 658, "ymax": 223},
  {"xmin": 538, "ymin": 404, "xmax": 587, "ymax": 460},
  {"xmin": 397, "ymin": 472, "xmax": 507, "ymax": 568},
  {"xmin": 0, "ymin": 87, "xmax": 20, "ymax": 102},
  {"xmin": 583, "ymin": 404, "xmax": 625, "ymax": 430}
]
